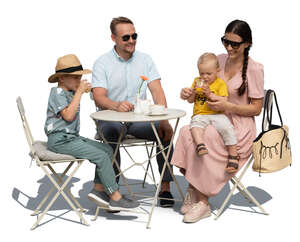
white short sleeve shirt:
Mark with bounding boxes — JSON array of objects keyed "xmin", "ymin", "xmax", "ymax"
[{"xmin": 92, "ymin": 48, "xmax": 161, "ymax": 105}]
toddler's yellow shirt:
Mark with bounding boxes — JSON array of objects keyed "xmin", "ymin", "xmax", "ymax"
[{"xmin": 192, "ymin": 77, "xmax": 228, "ymax": 116}]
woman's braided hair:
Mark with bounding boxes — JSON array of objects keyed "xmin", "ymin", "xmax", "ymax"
[{"xmin": 225, "ymin": 20, "xmax": 252, "ymax": 96}]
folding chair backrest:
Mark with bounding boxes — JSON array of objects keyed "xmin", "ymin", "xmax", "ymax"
[{"xmin": 16, "ymin": 97, "xmax": 35, "ymax": 151}]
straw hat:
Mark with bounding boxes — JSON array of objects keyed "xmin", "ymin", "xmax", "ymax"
[{"xmin": 48, "ymin": 54, "xmax": 92, "ymax": 83}]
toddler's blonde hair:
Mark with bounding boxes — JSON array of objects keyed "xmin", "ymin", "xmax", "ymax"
[{"xmin": 197, "ymin": 52, "xmax": 219, "ymax": 68}]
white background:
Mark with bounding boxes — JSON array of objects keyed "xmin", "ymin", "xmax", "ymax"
[{"xmin": 1, "ymin": 0, "xmax": 299, "ymax": 241}]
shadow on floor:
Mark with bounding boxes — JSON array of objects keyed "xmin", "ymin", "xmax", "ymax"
[{"xmin": 12, "ymin": 174, "xmax": 272, "ymax": 227}]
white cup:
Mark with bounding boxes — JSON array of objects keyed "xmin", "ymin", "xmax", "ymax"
[
  {"xmin": 150, "ymin": 104, "xmax": 165, "ymax": 114},
  {"xmin": 140, "ymin": 99, "xmax": 151, "ymax": 114},
  {"xmin": 195, "ymin": 79, "xmax": 204, "ymax": 88}
]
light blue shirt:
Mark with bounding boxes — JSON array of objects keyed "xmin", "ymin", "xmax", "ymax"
[
  {"xmin": 92, "ymin": 48, "xmax": 160, "ymax": 105},
  {"xmin": 44, "ymin": 87, "xmax": 80, "ymax": 135}
]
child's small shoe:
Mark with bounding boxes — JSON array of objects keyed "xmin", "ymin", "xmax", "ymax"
[{"xmin": 196, "ymin": 143, "xmax": 208, "ymax": 156}]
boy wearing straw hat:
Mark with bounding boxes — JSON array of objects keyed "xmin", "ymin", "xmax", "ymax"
[{"xmin": 45, "ymin": 54, "xmax": 140, "ymax": 211}]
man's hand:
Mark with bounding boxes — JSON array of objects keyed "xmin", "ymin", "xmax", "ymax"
[
  {"xmin": 158, "ymin": 120, "xmax": 173, "ymax": 142},
  {"xmin": 116, "ymin": 101, "xmax": 134, "ymax": 112}
]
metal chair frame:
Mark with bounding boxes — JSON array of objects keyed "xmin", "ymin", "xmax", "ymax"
[
  {"xmin": 90, "ymin": 91, "xmax": 158, "ymax": 189},
  {"xmin": 94, "ymin": 126, "xmax": 157, "ymax": 188},
  {"xmin": 214, "ymin": 90, "xmax": 272, "ymax": 219},
  {"xmin": 16, "ymin": 97, "xmax": 89, "ymax": 230},
  {"xmin": 214, "ymin": 154, "xmax": 269, "ymax": 219}
]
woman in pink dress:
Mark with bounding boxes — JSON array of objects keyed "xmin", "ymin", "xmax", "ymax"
[{"xmin": 171, "ymin": 20, "xmax": 264, "ymax": 223}]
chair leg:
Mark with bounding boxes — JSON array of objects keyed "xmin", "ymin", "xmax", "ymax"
[
  {"xmin": 91, "ymin": 206, "xmax": 101, "ymax": 221},
  {"xmin": 148, "ymin": 160, "xmax": 156, "ymax": 186},
  {"xmin": 143, "ymin": 161, "xmax": 151, "ymax": 187},
  {"xmin": 47, "ymin": 163, "xmax": 89, "ymax": 225},
  {"xmin": 31, "ymin": 162, "xmax": 74, "ymax": 216},
  {"xmin": 143, "ymin": 142, "xmax": 156, "ymax": 188},
  {"xmin": 31, "ymin": 186, "xmax": 55, "ymax": 216},
  {"xmin": 49, "ymin": 165, "xmax": 86, "ymax": 213},
  {"xmin": 112, "ymin": 124, "xmax": 135, "ymax": 199},
  {"xmin": 31, "ymin": 184, "xmax": 65, "ymax": 230},
  {"xmin": 31, "ymin": 161, "xmax": 89, "ymax": 230},
  {"xmin": 215, "ymin": 155, "xmax": 268, "ymax": 220},
  {"xmin": 233, "ymin": 179, "xmax": 268, "ymax": 215},
  {"xmin": 215, "ymin": 180, "xmax": 239, "ymax": 220},
  {"xmin": 215, "ymin": 157, "xmax": 252, "ymax": 220},
  {"xmin": 231, "ymin": 178, "xmax": 253, "ymax": 204}
]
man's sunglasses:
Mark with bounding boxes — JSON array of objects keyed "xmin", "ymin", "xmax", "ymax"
[
  {"xmin": 122, "ymin": 33, "xmax": 138, "ymax": 42},
  {"xmin": 221, "ymin": 36, "xmax": 244, "ymax": 49}
]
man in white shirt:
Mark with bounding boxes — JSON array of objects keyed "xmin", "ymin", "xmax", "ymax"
[{"xmin": 91, "ymin": 16, "xmax": 174, "ymax": 207}]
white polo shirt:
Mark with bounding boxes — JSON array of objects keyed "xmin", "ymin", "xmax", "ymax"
[{"xmin": 92, "ymin": 47, "xmax": 161, "ymax": 105}]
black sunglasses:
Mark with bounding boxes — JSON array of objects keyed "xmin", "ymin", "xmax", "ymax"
[
  {"xmin": 121, "ymin": 33, "xmax": 138, "ymax": 42},
  {"xmin": 221, "ymin": 36, "xmax": 244, "ymax": 49}
]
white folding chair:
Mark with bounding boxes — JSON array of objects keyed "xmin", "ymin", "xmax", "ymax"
[
  {"xmin": 214, "ymin": 154, "xmax": 269, "ymax": 219},
  {"xmin": 214, "ymin": 90, "xmax": 272, "ymax": 219},
  {"xmin": 16, "ymin": 97, "xmax": 89, "ymax": 229},
  {"xmin": 94, "ymin": 130, "xmax": 157, "ymax": 188}
]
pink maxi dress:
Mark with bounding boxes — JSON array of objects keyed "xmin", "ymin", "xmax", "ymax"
[{"xmin": 171, "ymin": 54, "xmax": 264, "ymax": 197}]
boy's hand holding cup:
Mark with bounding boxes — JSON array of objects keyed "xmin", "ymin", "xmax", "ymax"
[{"xmin": 78, "ymin": 80, "xmax": 91, "ymax": 94}]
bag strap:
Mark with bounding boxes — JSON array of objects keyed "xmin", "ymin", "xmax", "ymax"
[
  {"xmin": 262, "ymin": 89, "xmax": 283, "ymax": 132},
  {"xmin": 270, "ymin": 91, "xmax": 283, "ymax": 126},
  {"xmin": 262, "ymin": 90, "xmax": 273, "ymax": 131}
]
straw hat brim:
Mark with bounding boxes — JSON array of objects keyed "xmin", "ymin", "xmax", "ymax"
[{"xmin": 48, "ymin": 69, "xmax": 92, "ymax": 83}]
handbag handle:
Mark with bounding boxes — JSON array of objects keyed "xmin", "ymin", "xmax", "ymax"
[{"xmin": 262, "ymin": 89, "xmax": 283, "ymax": 132}]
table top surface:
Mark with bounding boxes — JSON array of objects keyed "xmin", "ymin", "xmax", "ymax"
[{"xmin": 90, "ymin": 108, "xmax": 186, "ymax": 122}]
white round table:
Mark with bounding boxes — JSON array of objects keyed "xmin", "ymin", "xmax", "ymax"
[
  {"xmin": 90, "ymin": 108, "xmax": 186, "ymax": 122},
  {"xmin": 90, "ymin": 108, "xmax": 186, "ymax": 228}
]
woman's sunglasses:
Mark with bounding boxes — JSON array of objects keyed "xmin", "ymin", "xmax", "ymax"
[
  {"xmin": 121, "ymin": 33, "xmax": 138, "ymax": 42},
  {"xmin": 221, "ymin": 36, "xmax": 244, "ymax": 49}
]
